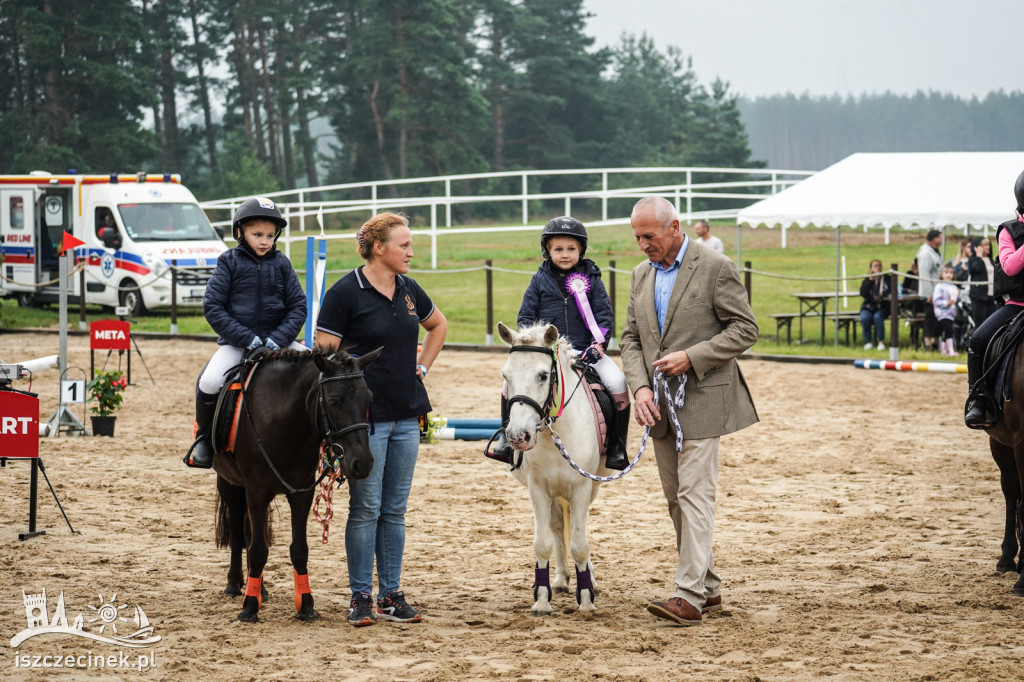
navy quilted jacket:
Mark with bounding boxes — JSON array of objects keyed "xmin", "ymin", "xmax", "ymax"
[
  {"xmin": 517, "ymin": 259, "xmax": 613, "ymax": 349},
  {"xmin": 204, "ymin": 242, "xmax": 307, "ymax": 348}
]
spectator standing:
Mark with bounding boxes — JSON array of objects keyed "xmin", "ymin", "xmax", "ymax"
[
  {"xmin": 967, "ymin": 237, "xmax": 996, "ymax": 326},
  {"xmin": 948, "ymin": 239, "xmax": 972, "ymax": 281},
  {"xmin": 693, "ymin": 220, "xmax": 724, "ymax": 254},
  {"xmin": 932, "ymin": 264, "xmax": 960, "ymax": 356},
  {"xmin": 916, "ymin": 229, "xmax": 944, "ymax": 351}
]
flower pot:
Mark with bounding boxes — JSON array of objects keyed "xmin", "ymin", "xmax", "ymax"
[{"xmin": 91, "ymin": 415, "xmax": 116, "ymax": 437}]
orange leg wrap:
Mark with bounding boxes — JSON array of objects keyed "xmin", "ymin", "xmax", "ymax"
[
  {"xmin": 293, "ymin": 570, "xmax": 311, "ymax": 612},
  {"xmin": 245, "ymin": 575, "xmax": 263, "ymax": 609}
]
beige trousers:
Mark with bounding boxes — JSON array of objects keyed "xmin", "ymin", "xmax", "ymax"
[{"xmin": 652, "ymin": 433, "xmax": 721, "ymax": 610}]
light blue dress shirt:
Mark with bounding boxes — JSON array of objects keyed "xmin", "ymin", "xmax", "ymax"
[{"xmin": 651, "ymin": 235, "xmax": 689, "ymax": 333}]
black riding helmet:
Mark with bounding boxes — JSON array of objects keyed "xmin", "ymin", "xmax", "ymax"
[
  {"xmin": 540, "ymin": 216, "xmax": 588, "ymax": 258},
  {"xmin": 232, "ymin": 197, "xmax": 287, "ymax": 243},
  {"xmin": 1015, "ymin": 169, "xmax": 1024, "ymax": 215}
]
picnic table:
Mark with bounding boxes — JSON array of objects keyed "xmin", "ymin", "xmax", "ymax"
[{"xmin": 792, "ymin": 291, "xmax": 858, "ymax": 344}]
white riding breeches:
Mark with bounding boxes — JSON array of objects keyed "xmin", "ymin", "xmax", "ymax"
[{"xmin": 198, "ymin": 341, "xmax": 308, "ymax": 394}]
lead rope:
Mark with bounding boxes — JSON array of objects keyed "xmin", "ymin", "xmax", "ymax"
[
  {"xmin": 546, "ymin": 369, "xmax": 686, "ymax": 483},
  {"xmin": 312, "ymin": 442, "xmax": 342, "ymax": 543}
]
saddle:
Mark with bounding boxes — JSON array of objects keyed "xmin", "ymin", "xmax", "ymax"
[
  {"xmin": 983, "ymin": 309, "xmax": 1024, "ymax": 413},
  {"xmin": 568, "ymin": 360, "xmax": 615, "ymax": 456}
]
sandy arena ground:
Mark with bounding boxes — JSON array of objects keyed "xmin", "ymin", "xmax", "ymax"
[{"xmin": 0, "ymin": 332, "xmax": 1021, "ymax": 680}]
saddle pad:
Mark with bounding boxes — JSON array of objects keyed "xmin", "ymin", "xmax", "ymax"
[
  {"xmin": 571, "ymin": 364, "xmax": 614, "ymax": 456},
  {"xmin": 212, "ymin": 364, "xmax": 259, "ymax": 453}
]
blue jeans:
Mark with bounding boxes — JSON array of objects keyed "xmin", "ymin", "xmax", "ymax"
[
  {"xmin": 860, "ymin": 309, "xmax": 887, "ymax": 344},
  {"xmin": 346, "ymin": 418, "xmax": 420, "ymax": 598}
]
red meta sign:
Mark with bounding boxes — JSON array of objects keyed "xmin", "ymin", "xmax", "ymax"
[
  {"xmin": 91, "ymin": 320, "xmax": 130, "ymax": 350},
  {"xmin": 0, "ymin": 390, "xmax": 39, "ymax": 458}
]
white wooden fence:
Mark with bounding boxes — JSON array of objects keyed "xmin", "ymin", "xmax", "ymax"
[{"xmin": 200, "ymin": 166, "xmax": 813, "ymax": 268}]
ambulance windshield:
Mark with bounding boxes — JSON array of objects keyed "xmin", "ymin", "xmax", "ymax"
[{"xmin": 117, "ymin": 203, "xmax": 218, "ymax": 242}]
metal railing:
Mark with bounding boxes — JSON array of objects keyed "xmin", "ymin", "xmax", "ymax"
[{"xmin": 201, "ymin": 166, "xmax": 813, "ymax": 268}]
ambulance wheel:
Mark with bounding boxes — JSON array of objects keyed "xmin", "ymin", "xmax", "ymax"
[
  {"xmin": 119, "ymin": 281, "xmax": 146, "ymax": 317},
  {"xmin": 16, "ymin": 292, "xmax": 36, "ymax": 308}
]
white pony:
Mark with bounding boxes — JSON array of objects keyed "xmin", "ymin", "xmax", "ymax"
[{"xmin": 497, "ymin": 321, "xmax": 608, "ymax": 615}]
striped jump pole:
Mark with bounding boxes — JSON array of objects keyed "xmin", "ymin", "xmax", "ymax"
[
  {"xmin": 419, "ymin": 416, "xmax": 502, "ymax": 442},
  {"xmin": 854, "ymin": 359, "xmax": 966, "ymax": 374}
]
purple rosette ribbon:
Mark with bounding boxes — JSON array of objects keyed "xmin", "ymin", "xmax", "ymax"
[{"xmin": 565, "ymin": 272, "xmax": 606, "ymax": 344}]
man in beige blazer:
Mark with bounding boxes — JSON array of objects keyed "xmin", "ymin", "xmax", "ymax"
[{"xmin": 620, "ymin": 196, "xmax": 758, "ymax": 626}]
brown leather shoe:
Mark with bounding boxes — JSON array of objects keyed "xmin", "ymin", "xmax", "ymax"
[
  {"xmin": 702, "ymin": 595, "xmax": 722, "ymax": 613},
  {"xmin": 647, "ymin": 597, "xmax": 701, "ymax": 626}
]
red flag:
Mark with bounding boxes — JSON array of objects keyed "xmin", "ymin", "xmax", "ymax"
[{"xmin": 61, "ymin": 231, "xmax": 85, "ymax": 255}]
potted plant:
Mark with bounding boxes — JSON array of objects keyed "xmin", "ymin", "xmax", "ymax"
[{"xmin": 87, "ymin": 370, "xmax": 127, "ymax": 436}]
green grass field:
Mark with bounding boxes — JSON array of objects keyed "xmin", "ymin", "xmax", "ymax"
[{"xmin": 0, "ymin": 220, "xmax": 973, "ymax": 361}]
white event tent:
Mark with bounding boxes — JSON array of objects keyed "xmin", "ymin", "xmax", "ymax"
[{"xmin": 737, "ymin": 151, "xmax": 1024, "ymax": 233}]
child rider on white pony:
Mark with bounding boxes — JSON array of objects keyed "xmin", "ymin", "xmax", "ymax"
[{"xmin": 486, "ymin": 216, "xmax": 630, "ymax": 470}]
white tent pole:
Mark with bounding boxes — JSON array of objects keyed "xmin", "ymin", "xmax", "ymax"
[{"xmin": 834, "ymin": 225, "xmax": 841, "ymax": 346}]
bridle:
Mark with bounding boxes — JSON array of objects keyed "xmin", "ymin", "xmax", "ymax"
[
  {"xmin": 240, "ymin": 363, "xmax": 370, "ymax": 495},
  {"xmin": 505, "ymin": 344, "xmax": 562, "ymax": 424},
  {"xmin": 317, "ymin": 370, "xmax": 371, "ymax": 465}
]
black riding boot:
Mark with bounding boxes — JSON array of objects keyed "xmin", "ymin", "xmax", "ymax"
[
  {"xmin": 485, "ymin": 394, "xmax": 515, "ymax": 464},
  {"xmin": 603, "ymin": 406, "xmax": 631, "ymax": 471},
  {"xmin": 965, "ymin": 348, "xmax": 996, "ymax": 430},
  {"xmin": 184, "ymin": 389, "xmax": 218, "ymax": 468}
]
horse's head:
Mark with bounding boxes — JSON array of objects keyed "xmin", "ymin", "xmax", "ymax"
[
  {"xmin": 497, "ymin": 321, "xmax": 563, "ymax": 452},
  {"xmin": 313, "ymin": 347, "xmax": 382, "ymax": 480}
]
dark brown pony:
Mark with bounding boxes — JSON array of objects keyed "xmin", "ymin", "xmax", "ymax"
[
  {"xmin": 211, "ymin": 348, "xmax": 379, "ymax": 622},
  {"xmin": 984, "ymin": 341, "xmax": 1024, "ymax": 594}
]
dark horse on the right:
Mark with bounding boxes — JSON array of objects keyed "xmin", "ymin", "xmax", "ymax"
[
  {"xmin": 984, "ymin": 339, "xmax": 1024, "ymax": 594},
  {"xmin": 209, "ymin": 347, "xmax": 380, "ymax": 622}
]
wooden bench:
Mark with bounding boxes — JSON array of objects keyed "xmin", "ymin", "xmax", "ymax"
[
  {"xmin": 834, "ymin": 313, "xmax": 861, "ymax": 346},
  {"xmin": 770, "ymin": 312, "xmax": 861, "ymax": 345},
  {"xmin": 769, "ymin": 313, "xmax": 802, "ymax": 344}
]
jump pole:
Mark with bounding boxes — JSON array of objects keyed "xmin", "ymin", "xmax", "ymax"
[{"xmin": 854, "ymin": 359, "xmax": 966, "ymax": 374}]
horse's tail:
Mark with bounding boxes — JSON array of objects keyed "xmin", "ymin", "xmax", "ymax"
[
  {"xmin": 214, "ymin": 489, "xmax": 273, "ymax": 548},
  {"xmin": 215, "ymin": 489, "xmax": 230, "ymax": 548},
  {"xmin": 558, "ymin": 497, "xmax": 571, "ymax": 557}
]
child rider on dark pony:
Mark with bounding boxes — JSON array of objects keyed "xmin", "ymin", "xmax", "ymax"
[
  {"xmin": 184, "ymin": 197, "xmax": 308, "ymax": 468},
  {"xmin": 486, "ymin": 216, "xmax": 631, "ymax": 470},
  {"xmin": 965, "ymin": 170, "xmax": 1024, "ymax": 430}
]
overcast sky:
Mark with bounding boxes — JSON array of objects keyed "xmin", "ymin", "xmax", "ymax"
[{"xmin": 582, "ymin": 0, "xmax": 1022, "ymax": 99}]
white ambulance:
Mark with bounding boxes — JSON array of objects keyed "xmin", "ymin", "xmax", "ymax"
[{"xmin": 0, "ymin": 172, "xmax": 226, "ymax": 315}]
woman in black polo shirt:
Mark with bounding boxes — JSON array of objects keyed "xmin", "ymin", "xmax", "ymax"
[{"xmin": 315, "ymin": 212, "xmax": 447, "ymax": 627}]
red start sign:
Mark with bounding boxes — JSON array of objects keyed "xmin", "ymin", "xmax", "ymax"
[
  {"xmin": 90, "ymin": 319, "xmax": 131, "ymax": 350},
  {"xmin": 0, "ymin": 390, "xmax": 39, "ymax": 458}
]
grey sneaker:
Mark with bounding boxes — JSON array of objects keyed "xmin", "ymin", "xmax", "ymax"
[
  {"xmin": 348, "ymin": 592, "xmax": 376, "ymax": 627},
  {"xmin": 375, "ymin": 590, "xmax": 422, "ymax": 623}
]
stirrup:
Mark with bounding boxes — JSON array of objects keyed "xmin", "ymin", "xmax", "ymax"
[
  {"xmin": 483, "ymin": 429, "xmax": 513, "ymax": 464},
  {"xmin": 184, "ymin": 437, "xmax": 214, "ymax": 469},
  {"xmin": 964, "ymin": 398, "xmax": 996, "ymax": 430}
]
